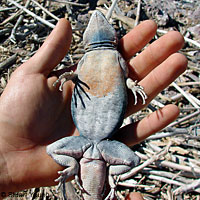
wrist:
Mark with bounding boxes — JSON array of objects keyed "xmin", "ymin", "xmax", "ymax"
[{"xmin": 0, "ymin": 150, "xmax": 12, "ymax": 197}]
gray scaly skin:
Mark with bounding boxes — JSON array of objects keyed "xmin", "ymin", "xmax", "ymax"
[{"xmin": 47, "ymin": 10, "xmax": 147, "ymax": 200}]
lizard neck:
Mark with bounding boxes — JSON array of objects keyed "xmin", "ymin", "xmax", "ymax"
[{"xmin": 85, "ymin": 41, "xmax": 117, "ymax": 52}]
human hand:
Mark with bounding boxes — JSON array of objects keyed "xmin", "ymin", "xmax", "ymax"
[
  {"xmin": 115, "ymin": 20, "xmax": 187, "ymax": 146},
  {"xmin": 0, "ymin": 19, "xmax": 74, "ymax": 193},
  {"xmin": 0, "ymin": 18, "xmax": 187, "ymax": 195}
]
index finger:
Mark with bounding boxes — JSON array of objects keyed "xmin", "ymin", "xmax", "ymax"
[{"xmin": 118, "ymin": 20, "xmax": 157, "ymax": 60}]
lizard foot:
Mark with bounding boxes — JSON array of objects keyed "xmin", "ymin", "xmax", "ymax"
[
  {"xmin": 53, "ymin": 70, "xmax": 77, "ymax": 91},
  {"xmin": 55, "ymin": 168, "xmax": 79, "ymax": 200},
  {"xmin": 55, "ymin": 168, "xmax": 75, "ymax": 189},
  {"xmin": 126, "ymin": 78, "xmax": 147, "ymax": 105},
  {"xmin": 105, "ymin": 175, "xmax": 119, "ymax": 200},
  {"xmin": 105, "ymin": 188, "xmax": 116, "ymax": 200},
  {"xmin": 75, "ymin": 175, "xmax": 85, "ymax": 192},
  {"xmin": 55, "ymin": 175, "xmax": 67, "ymax": 190}
]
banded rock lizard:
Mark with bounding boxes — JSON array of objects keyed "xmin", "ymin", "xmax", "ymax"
[{"xmin": 47, "ymin": 10, "xmax": 147, "ymax": 200}]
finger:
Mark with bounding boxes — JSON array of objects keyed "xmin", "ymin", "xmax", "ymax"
[
  {"xmin": 129, "ymin": 31, "xmax": 185, "ymax": 80},
  {"xmin": 127, "ymin": 52, "xmax": 187, "ymax": 115},
  {"xmin": 125, "ymin": 192, "xmax": 144, "ymax": 200},
  {"xmin": 22, "ymin": 19, "xmax": 72, "ymax": 76},
  {"xmin": 119, "ymin": 20, "xmax": 157, "ymax": 60},
  {"xmin": 115, "ymin": 104, "xmax": 179, "ymax": 147}
]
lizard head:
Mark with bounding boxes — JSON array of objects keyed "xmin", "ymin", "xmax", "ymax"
[{"xmin": 83, "ymin": 10, "xmax": 118, "ymax": 51}]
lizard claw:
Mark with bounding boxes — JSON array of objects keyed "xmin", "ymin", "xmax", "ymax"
[
  {"xmin": 75, "ymin": 175, "xmax": 85, "ymax": 192},
  {"xmin": 126, "ymin": 78, "xmax": 147, "ymax": 105},
  {"xmin": 55, "ymin": 168, "xmax": 72, "ymax": 189},
  {"xmin": 55, "ymin": 169, "xmax": 78, "ymax": 200},
  {"xmin": 104, "ymin": 190, "xmax": 115, "ymax": 200},
  {"xmin": 105, "ymin": 175, "xmax": 120, "ymax": 200},
  {"xmin": 53, "ymin": 70, "xmax": 77, "ymax": 91},
  {"xmin": 56, "ymin": 181, "xmax": 67, "ymax": 200},
  {"xmin": 55, "ymin": 174, "xmax": 67, "ymax": 190}
]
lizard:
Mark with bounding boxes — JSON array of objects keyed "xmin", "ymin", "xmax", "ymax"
[{"xmin": 46, "ymin": 10, "xmax": 147, "ymax": 200}]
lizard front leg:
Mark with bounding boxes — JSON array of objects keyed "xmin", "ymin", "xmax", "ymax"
[
  {"xmin": 53, "ymin": 56, "xmax": 85, "ymax": 91},
  {"xmin": 126, "ymin": 78, "xmax": 147, "ymax": 105},
  {"xmin": 53, "ymin": 70, "xmax": 78, "ymax": 91},
  {"xmin": 118, "ymin": 53, "xmax": 147, "ymax": 105}
]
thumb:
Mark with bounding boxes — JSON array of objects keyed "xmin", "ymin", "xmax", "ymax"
[{"xmin": 23, "ymin": 18, "xmax": 72, "ymax": 76}]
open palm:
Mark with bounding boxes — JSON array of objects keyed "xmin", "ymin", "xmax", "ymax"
[{"xmin": 0, "ymin": 18, "xmax": 187, "ymax": 194}]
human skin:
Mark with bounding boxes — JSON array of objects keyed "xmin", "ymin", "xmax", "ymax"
[{"xmin": 0, "ymin": 18, "xmax": 187, "ymax": 199}]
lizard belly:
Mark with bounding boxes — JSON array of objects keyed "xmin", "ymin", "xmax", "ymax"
[{"xmin": 71, "ymin": 50, "xmax": 127, "ymax": 141}]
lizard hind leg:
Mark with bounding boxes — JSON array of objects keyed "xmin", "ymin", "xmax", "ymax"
[
  {"xmin": 53, "ymin": 155, "xmax": 79, "ymax": 191},
  {"xmin": 105, "ymin": 165, "xmax": 133, "ymax": 200},
  {"xmin": 126, "ymin": 78, "xmax": 147, "ymax": 105},
  {"xmin": 98, "ymin": 140, "xmax": 140, "ymax": 199}
]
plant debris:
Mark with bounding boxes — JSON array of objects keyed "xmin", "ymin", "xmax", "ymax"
[{"xmin": 0, "ymin": 0, "xmax": 199, "ymax": 199}]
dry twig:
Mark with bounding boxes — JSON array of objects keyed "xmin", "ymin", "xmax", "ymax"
[
  {"xmin": 157, "ymin": 29, "xmax": 200, "ymax": 48},
  {"xmin": 7, "ymin": 0, "xmax": 56, "ymax": 28},
  {"xmin": 135, "ymin": 0, "xmax": 141, "ymax": 26},
  {"xmin": 172, "ymin": 82, "xmax": 199, "ymax": 108},
  {"xmin": 0, "ymin": 54, "xmax": 17, "ymax": 72},
  {"xmin": 106, "ymin": 0, "xmax": 119, "ymax": 20},
  {"xmin": 119, "ymin": 142, "xmax": 171, "ymax": 181},
  {"xmin": 47, "ymin": 0, "xmax": 88, "ymax": 7},
  {"xmin": 9, "ymin": 0, "xmax": 31, "ymax": 43},
  {"xmin": 31, "ymin": 0, "xmax": 60, "ymax": 21},
  {"xmin": 174, "ymin": 179, "xmax": 200, "ymax": 195}
]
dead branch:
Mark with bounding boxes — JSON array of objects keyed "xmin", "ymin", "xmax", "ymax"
[
  {"xmin": 0, "ymin": 54, "xmax": 17, "ymax": 72},
  {"xmin": 119, "ymin": 142, "xmax": 171, "ymax": 181},
  {"xmin": 173, "ymin": 179, "xmax": 200, "ymax": 195},
  {"xmin": 7, "ymin": 0, "xmax": 56, "ymax": 28}
]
